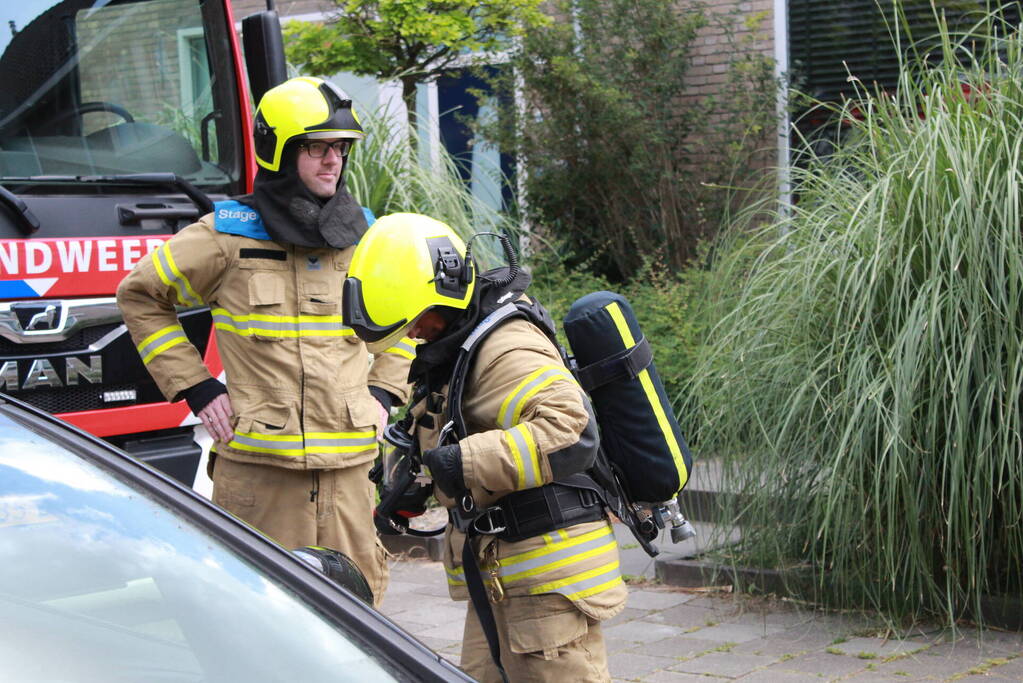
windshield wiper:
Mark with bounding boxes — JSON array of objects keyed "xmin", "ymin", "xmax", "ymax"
[
  {"xmin": 0, "ymin": 184, "xmax": 40, "ymax": 235},
  {"xmin": 0, "ymin": 173, "xmax": 214, "ymax": 217}
]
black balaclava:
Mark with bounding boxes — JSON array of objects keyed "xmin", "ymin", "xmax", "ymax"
[
  {"xmin": 409, "ymin": 266, "xmax": 532, "ymax": 393},
  {"xmin": 237, "ymin": 141, "xmax": 368, "ymax": 248}
]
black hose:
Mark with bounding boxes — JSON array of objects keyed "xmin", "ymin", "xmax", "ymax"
[{"xmin": 466, "ymin": 232, "xmax": 519, "ymax": 287}]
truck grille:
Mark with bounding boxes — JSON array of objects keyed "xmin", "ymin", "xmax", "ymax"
[
  {"xmin": 20, "ymin": 383, "xmax": 138, "ymax": 414},
  {"xmin": 0, "ymin": 323, "xmax": 116, "ymax": 356},
  {"xmin": 2, "ymin": 309, "xmax": 212, "ymax": 415}
]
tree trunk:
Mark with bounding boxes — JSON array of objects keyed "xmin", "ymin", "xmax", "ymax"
[{"xmin": 401, "ymin": 75, "xmax": 419, "ymax": 154}]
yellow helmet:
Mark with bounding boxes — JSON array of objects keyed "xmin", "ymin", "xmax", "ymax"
[
  {"xmin": 253, "ymin": 76, "xmax": 364, "ymax": 172},
  {"xmin": 342, "ymin": 213, "xmax": 476, "ymax": 352}
]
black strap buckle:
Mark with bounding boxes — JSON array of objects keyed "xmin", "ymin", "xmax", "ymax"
[
  {"xmin": 472, "ymin": 506, "xmax": 507, "ymax": 535},
  {"xmin": 576, "ymin": 336, "xmax": 653, "ymax": 392}
]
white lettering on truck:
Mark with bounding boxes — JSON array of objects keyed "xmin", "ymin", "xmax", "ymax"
[
  {"xmin": 0, "ymin": 243, "xmax": 16, "ymax": 273},
  {"xmin": 25, "ymin": 243, "xmax": 51, "ymax": 274},
  {"xmin": 57, "ymin": 240, "xmax": 92, "ymax": 271},
  {"xmin": 0, "ymin": 238, "xmax": 166, "ymax": 275}
]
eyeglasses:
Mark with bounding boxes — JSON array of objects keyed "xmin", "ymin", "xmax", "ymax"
[{"xmin": 299, "ymin": 140, "xmax": 352, "ymax": 158}]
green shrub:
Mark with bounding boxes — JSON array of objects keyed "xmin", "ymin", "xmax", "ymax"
[
  {"xmin": 686, "ymin": 6, "xmax": 1023, "ymax": 625},
  {"xmin": 475, "ymin": 0, "xmax": 777, "ymax": 279}
]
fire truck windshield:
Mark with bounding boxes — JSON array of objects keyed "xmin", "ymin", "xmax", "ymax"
[{"xmin": 0, "ymin": 0, "xmax": 243, "ymax": 195}]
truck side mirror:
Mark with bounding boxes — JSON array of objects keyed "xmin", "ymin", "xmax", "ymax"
[{"xmin": 242, "ymin": 11, "xmax": 288, "ymax": 105}]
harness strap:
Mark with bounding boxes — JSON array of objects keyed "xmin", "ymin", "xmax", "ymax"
[
  {"xmin": 451, "ymin": 480, "xmax": 605, "ymax": 542},
  {"xmin": 576, "ymin": 336, "xmax": 652, "ymax": 392},
  {"xmin": 463, "ymin": 533, "xmax": 510, "ymax": 683}
]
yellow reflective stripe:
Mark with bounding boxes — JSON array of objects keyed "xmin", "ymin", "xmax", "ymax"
[
  {"xmin": 502, "ymin": 423, "xmax": 540, "ymax": 489},
  {"xmin": 497, "ymin": 525, "xmax": 613, "ymax": 566},
  {"xmin": 137, "ymin": 324, "xmax": 184, "ymax": 351},
  {"xmin": 162, "ymin": 244, "xmax": 203, "ymax": 305},
  {"xmin": 141, "ymin": 336, "xmax": 187, "ymax": 365},
  {"xmin": 556, "ymin": 574, "xmax": 624, "ymax": 601},
  {"xmin": 499, "ymin": 540, "xmax": 618, "ymax": 584},
  {"xmin": 227, "ymin": 429, "xmax": 377, "ymax": 457},
  {"xmin": 136, "ymin": 323, "xmax": 189, "ymax": 364},
  {"xmin": 497, "ymin": 365, "xmax": 576, "ymax": 429},
  {"xmin": 215, "ymin": 312, "xmax": 347, "ymax": 323},
  {"xmin": 212, "ymin": 308, "xmax": 356, "ymax": 338},
  {"xmin": 526, "ymin": 560, "xmax": 622, "ymax": 598},
  {"xmin": 235, "ymin": 431, "xmax": 302, "ymax": 442},
  {"xmin": 446, "ymin": 566, "xmax": 466, "ymax": 586},
  {"xmin": 152, "ymin": 248, "xmax": 188, "ymax": 306},
  {"xmin": 383, "ymin": 337, "xmax": 418, "ymax": 360},
  {"xmin": 227, "ymin": 440, "xmax": 305, "ymax": 456},
  {"xmin": 503, "ymin": 428, "xmax": 527, "ymax": 490},
  {"xmin": 605, "ymin": 302, "xmax": 688, "ymax": 490},
  {"xmin": 305, "ymin": 430, "xmax": 376, "ymax": 439},
  {"xmin": 304, "ymin": 445, "xmax": 377, "ymax": 454}
]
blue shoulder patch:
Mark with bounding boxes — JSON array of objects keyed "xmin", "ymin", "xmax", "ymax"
[
  {"xmin": 213, "ymin": 200, "xmax": 270, "ymax": 240},
  {"xmin": 362, "ymin": 206, "xmax": 376, "ymax": 227}
]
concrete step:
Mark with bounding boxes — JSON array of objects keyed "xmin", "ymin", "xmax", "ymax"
[{"xmin": 677, "ymin": 458, "xmax": 743, "ymax": 523}]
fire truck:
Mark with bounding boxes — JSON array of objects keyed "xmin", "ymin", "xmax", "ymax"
[{"xmin": 0, "ymin": 0, "xmax": 287, "ymax": 486}]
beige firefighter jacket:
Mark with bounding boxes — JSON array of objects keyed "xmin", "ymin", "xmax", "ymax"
[
  {"xmin": 117, "ymin": 213, "xmax": 413, "ymax": 470},
  {"xmin": 413, "ymin": 312, "xmax": 627, "ymax": 621}
]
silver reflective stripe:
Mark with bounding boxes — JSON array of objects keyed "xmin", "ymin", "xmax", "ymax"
[
  {"xmin": 305, "ymin": 434, "xmax": 377, "ymax": 449},
  {"xmin": 137, "ymin": 326, "xmax": 188, "ymax": 364},
  {"xmin": 498, "ymin": 531, "xmax": 617, "ymax": 583},
  {"xmin": 507, "ymin": 424, "xmax": 539, "ymax": 488},
  {"xmin": 212, "ymin": 310, "xmax": 353, "ymax": 337},
  {"xmin": 386, "ymin": 338, "xmax": 417, "ymax": 358},
  {"xmin": 230, "ymin": 432, "xmax": 304, "ymax": 456},
  {"xmin": 446, "ymin": 566, "xmax": 466, "ymax": 585},
  {"xmin": 461, "ymin": 302, "xmax": 520, "ymax": 351},
  {"xmin": 209, "ymin": 312, "xmax": 288, "ymax": 335},
  {"xmin": 528, "ymin": 561, "xmax": 623, "ymax": 600},
  {"xmin": 500, "ymin": 366, "xmax": 573, "ymax": 429},
  {"xmin": 155, "ymin": 245, "xmax": 201, "ymax": 307}
]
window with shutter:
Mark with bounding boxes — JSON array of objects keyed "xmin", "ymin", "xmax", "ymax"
[{"xmin": 789, "ymin": 0, "xmax": 1021, "ymax": 102}]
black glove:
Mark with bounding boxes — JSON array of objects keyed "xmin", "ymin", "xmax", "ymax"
[{"xmin": 423, "ymin": 444, "xmax": 464, "ymax": 499}]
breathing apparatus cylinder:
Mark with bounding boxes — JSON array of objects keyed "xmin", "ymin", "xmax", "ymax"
[{"xmin": 563, "ymin": 291, "xmax": 693, "ymax": 506}]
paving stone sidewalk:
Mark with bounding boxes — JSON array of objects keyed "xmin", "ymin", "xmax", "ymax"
[{"xmin": 380, "ymin": 554, "xmax": 1023, "ymax": 682}]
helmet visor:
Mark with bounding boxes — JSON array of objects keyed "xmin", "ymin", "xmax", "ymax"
[
  {"xmin": 364, "ymin": 321, "xmax": 416, "ymax": 355},
  {"xmin": 342, "ymin": 277, "xmax": 409, "ymax": 343}
]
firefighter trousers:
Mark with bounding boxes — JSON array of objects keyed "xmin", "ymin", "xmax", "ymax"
[
  {"xmin": 459, "ymin": 591, "xmax": 612, "ymax": 683},
  {"xmin": 211, "ymin": 457, "xmax": 389, "ymax": 606}
]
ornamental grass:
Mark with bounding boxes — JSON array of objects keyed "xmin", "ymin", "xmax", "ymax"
[{"xmin": 686, "ymin": 7, "xmax": 1023, "ymax": 625}]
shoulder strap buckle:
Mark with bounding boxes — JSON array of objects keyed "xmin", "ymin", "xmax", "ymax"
[{"xmin": 472, "ymin": 506, "xmax": 507, "ymax": 535}]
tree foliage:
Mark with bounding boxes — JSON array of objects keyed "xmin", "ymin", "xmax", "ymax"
[
  {"xmin": 475, "ymin": 0, "xmax": 778, "ymax": 279},
  {"xmin": 284, "ymin": 0, "xmax": 548, "ymax": 125}
]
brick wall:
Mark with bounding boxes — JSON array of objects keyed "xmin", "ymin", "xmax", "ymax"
[
  {"xmin": 677, "ymin": 0, "xmax": 779, "ymax": 177},
  {"xmin": 682, "ymin": 0, "xmax": 774, "ymax": 100}
]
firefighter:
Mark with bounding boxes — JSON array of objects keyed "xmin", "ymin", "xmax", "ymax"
[
  {"xmin": 117, "ymin": 77, "xmax": 413, "ymax": 606},
  {"xmin": 342, "ymin": 214, "xmax": 627, "ymax": 682}
]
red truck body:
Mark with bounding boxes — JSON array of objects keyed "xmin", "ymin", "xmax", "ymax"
[{"xmin": 0, "ymin": 0, "xmax": 276, "ymax": 485}]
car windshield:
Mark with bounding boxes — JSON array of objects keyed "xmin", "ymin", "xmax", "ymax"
[
  {"xmin": 0, "ymin": 0, "xmax": 243, "ymax": 194},
  {"xmin": 0, "ymin": 411, "xmax": 398, "ymax": 682}
]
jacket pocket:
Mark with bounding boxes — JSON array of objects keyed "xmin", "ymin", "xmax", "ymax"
[
  {"xmin": 345, "ymin": 391, "xmax": 379, "ymax": 432},
  {"xmin": 231, "ymin": 404, "xmax": 302, "ymax": 458},
  {"xmin": 245, "ymin": 272, "xmax": 286, "ymax": 342},
  {"xmin": 299, "ymin": 293, "xmax": 340, "ymax": 317},
  {"xmin": 248, "ymin": 271, "xmax": 285, "ymax": 307},
  {"xmin": 505, "ymin": 593, "xmax": 589, "ymax": 657}
]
